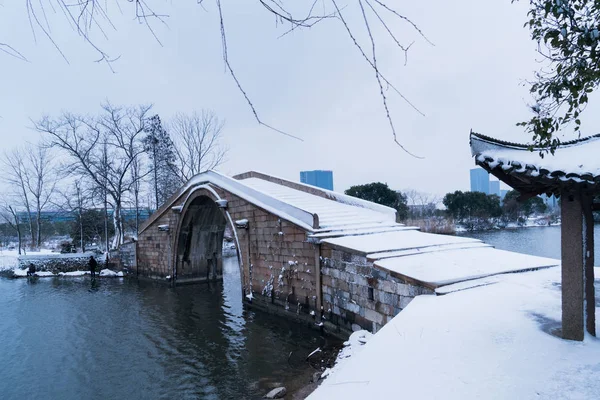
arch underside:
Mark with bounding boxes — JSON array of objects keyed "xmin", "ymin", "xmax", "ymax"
[{"xmin": 176, "ymin": 196, "xmax": 227, "ymax": 284}]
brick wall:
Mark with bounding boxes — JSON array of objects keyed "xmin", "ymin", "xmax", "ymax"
[
  {"xmin": 137, "ymin": 185, "xmax": 320, "ymax": 316},
  {"xmin": 216, "ymin": 188, "xmax": 319, "ymax": 314},
  {"xmin": 137, "ymin": 211, "xmax": 179, "ymax": 280},
  {"xmin": 321, "ymin": 246, "xmax": 433, "ymax": 333}
]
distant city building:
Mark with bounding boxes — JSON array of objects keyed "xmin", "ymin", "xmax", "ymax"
[
  {"xmin": 300, "ymin": 170, "xmax": 334, "ymax": 190},
  {"xmin": 500, "ymin": 189, "xmax": 509, "ymax": 201},
  {"xmin": 14, "ymin": 209, "xmax": 154, "ymax": 223},
  {"xmin": 489, "ymin": 180, "xmax": 501, "ymax": 197},
  {"xmin": 541, "ymin": 194, "xmax": 559, "ymax": 209},
  {"xmin": 470, "ymin": 168, "xmax": 489, "ymax": 194}
]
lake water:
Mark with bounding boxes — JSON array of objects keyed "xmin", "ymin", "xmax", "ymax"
[
  {"xmin": 0, "ymin": 257, "xmax": 332, "ymax": 400},
  {"xmin": 460, "ymin": 225, "xmax": 600, "ymax": 260}
]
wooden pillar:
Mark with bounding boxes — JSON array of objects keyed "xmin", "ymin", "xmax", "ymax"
[
  {"xmin": 583, "ymin": 193, "xmax": 596, "ymax": 336},
  {"xmin": 561, "ymin": 190, "xmax": 585, "ymax": 340}
]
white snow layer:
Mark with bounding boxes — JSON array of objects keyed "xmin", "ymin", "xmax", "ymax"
[
  {"xmin": 471, "ymin": 133, "xmax": 600, "ymax": 179},
  {"xmin": 322, "ymin": 230, "xmax": 481, "ymax": 255},
  {"xmin": 12, "ymin": 269, "xmax": 123, "ymax": 278},
  {"xmin": 58, "ymin": 271, "xmax": 88, "ymax": 276},
  {"xmin": 321, "ymin": 330, "xmax": 373, "ymax": 380},
  {"xmin": 238, "ymin": 177, "xmax": 396, "ymax": 229},
  {"xmin": 309, "ymin": 267, "xmax": 600, "ymax": 400},
  {"xmin": 375, "ymin": 247, "xmax": 559, "ymax": 287},
  {"xmin": 99, "ymin": 269, "xmax": 124, "ymax": 277}
]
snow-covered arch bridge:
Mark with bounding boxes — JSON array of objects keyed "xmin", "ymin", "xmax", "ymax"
[{"xmin": 135, "ymin": 170, "xmax": 557, "ymax": 333}]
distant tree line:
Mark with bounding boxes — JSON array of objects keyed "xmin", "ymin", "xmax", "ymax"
[
  {"xmin": 344, "ymin": 181, "xmax": 557, "ymax": 232},
  {"xmin": 0, "ymin": 103, "xmax": 227, "ymax": 254},
  {"xmin": 443, "ymin": 190, "xmax": 551, "ymax": 230}
]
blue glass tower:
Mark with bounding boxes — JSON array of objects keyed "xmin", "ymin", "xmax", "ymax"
[
  {"xmin": 300, "ymin": 170, "xmax": 334, "ymax": 190},
  {"xmin": 470, "ymin": 168, "xmax": 490, "ymax": 194},
  {"xmin": 489, "ymin": 180, "xmax": 500, "ymax": 197}
]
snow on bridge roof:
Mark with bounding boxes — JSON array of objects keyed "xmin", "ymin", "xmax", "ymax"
[
  {"xmin": 238, "ymin": 176, "xmax": 400, "ymax": 230},
  {"xmin": 140, "ymin": 170, "xmax": 404, "ymax": 234}
]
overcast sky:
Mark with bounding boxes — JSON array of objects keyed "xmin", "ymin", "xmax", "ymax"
[{"xmin": 0, "ymin": 0, "xmax": 589, "ymax": 197}]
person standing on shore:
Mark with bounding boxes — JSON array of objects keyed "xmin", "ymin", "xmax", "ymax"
[{"xmin": 89, "ymin": 256, "xmax": 97, "ymax": 279}]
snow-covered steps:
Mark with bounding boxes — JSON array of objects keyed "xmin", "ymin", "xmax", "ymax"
[
  {"xmin": 309, "ymin": 224, "xmax": 418, "ymax": 240},
  {"xmin": 367, "ymin": 242, "xmax": 492, "ymax": 261},
  {"xmin": 321, "ymin": 230, "xmax": 483, "ymax": 256},
  {"xmin": 238, "ymin": 176, "xmax": 396, "ymax": 230},
  {"xmin": 434, "ymin": 275, "xmax": 504, "ymax": 295},
  {"xmin": 375, "ymin": 247, "xmax": 559, "ymax": 289}
]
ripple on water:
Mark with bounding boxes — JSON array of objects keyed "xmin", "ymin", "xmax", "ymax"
[{"xmin": 0, "ymin": 257, "xmax": 330, "ymax": 400}]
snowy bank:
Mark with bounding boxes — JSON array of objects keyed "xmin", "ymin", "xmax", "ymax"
[
  {"xmin": 11, "ymin": 268, "xmax": 123, "ymax": 278},
  {"xmin": 0, "ymin": 250, "xmax": 107, "ymax": 277},
  {"xmin": 321, "ymin": 330, "xmax": 373, "ymax": 380},
  {"xmin": 309, "ymin": 267, "xmax": 600, "ymax": 399}
]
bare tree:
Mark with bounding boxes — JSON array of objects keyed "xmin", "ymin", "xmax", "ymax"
[
  {"xmin": 9, "ymin": 1, "xmax": 430, "ymax": 154},
  {"xmin": 0, "ymin": 203, "xmax": 23, "ymax": 255},
  {"xmin": 53, "ymin": 180, "xmax": 94, "ymax": 252},
  {"xmin": 2, "ymin": 148, "xmax": 35, "ymax": 249},
  {"xmin": 404, "ymin": 189, "xmax": 439, "ymax": 219},
  {"xmin": 169, "ymin": 111, "xmax": 227, "ymax": 182},
  {"xmin": 129, "ymin": 149, "xmax": 146, "ymax": 235},
  {"xmin": 24, "ymin": 145, "xmax": 59, "ymax": 250},
  {"xmin": 35, "ymin": 104, "xmax": 150, "ymax": 248}
]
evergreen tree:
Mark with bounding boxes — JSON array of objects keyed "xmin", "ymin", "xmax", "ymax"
[
  {"xmin": 143, "ymin": 115, "xmax": 180, "ymax": 209},
  {"xmin": 70, "ymin": 209, "xmax": 114, "ymax": 249},
  {"xmin": 345, "ymin": 182, "xmax": 409, "ymax": 220}
]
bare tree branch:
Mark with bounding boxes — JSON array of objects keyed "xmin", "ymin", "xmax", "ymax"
[
  {"xmin": 5, "ymin": 1, "xmax": 431, "ymax": 151},
  {"xmin": 169, "ymin": 111, "xmax": 228, "ymax": 182}
]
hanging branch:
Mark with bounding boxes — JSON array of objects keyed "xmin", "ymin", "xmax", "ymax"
[
  {"xmin": 5, "ymin": 1, "xmax": 431, "ymax": 151},
  {"xmin": 215, "ymin": 0, "xmax": 304, "ymax": 141}
]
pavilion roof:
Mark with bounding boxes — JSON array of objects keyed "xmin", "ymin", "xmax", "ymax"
[{"xmin": 470, "ymin": 131, "xmax": 600, "ymax": 197}]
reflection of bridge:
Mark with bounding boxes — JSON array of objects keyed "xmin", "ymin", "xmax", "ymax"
[{"xmin": 136, "ymin": 171, "xmax": 557, "ymax": 333}]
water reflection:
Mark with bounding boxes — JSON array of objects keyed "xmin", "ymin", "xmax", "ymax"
[{"xmin": 0, "ymin": 256, "xmax": 324, "ymax": 400}]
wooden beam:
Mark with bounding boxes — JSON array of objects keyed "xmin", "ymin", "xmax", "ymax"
[{"xmin": 561, "ymin": 190, "xmax": 585, "ymax": 341}]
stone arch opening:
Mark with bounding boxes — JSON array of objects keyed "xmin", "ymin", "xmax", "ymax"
[{"xmin": 175, "ymin": 195, "xmax": 229, "ymax": 284}]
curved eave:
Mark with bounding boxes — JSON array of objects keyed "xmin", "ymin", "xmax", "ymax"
[{"xmin": 470, "ymin": 131, "xmax": 600, "ymax": 196}]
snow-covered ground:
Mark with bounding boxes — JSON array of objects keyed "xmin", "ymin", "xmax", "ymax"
[
  {"xmin": 0, "ymin": 248, "xmax": 55, "ymax": 272},
  {"xmin": 309, "ymin": 266, "xmax": 600, "ymax": 400},
  {"xmin": 320, "ymin": 330, "xmax": 373, "ymax": 381},
  {"xmin": 0, "ymin": 249, "xmax": 105, "ymax": 274},
  {"xmin": 12, "ymin": 268, "xmax": 123, "ymax": 278}
]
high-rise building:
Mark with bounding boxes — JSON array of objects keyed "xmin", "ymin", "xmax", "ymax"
[
  {"xmin": 541, "ymin": 193, "xmax": 558, "ymax": 208},
  {"xmin": 300, "ymin": 170, "xmax": 334, "ymax": 190},
  {"xmin": 500, "ymin": 189, "xmax": 509, "ymax": 201},
  {"xmin": 489, "ymin": 180, "xmax": 500, "ymax": 197},
  {"xmin": 470, "ymin": 168, "xmax": 489, "ymax": 194}
]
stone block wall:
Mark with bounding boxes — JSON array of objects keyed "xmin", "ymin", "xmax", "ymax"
[
  {"xmin": 109, "ymin": 241, "xmax": 136, "ymax": 272},
  {"xmin": 136, "ymin": 185, "xmax": 320, "ymax": 317},
  {"xmin": 137, "ymin": 211, "xmax": 179, "ymax": 280},
  {"xmin": 320, "ymin": 246, "xmax": 433, "ymax": 333},
  {"xmin": 215, "ymin": 188, "xmax": 319, "ymax": 315}
]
